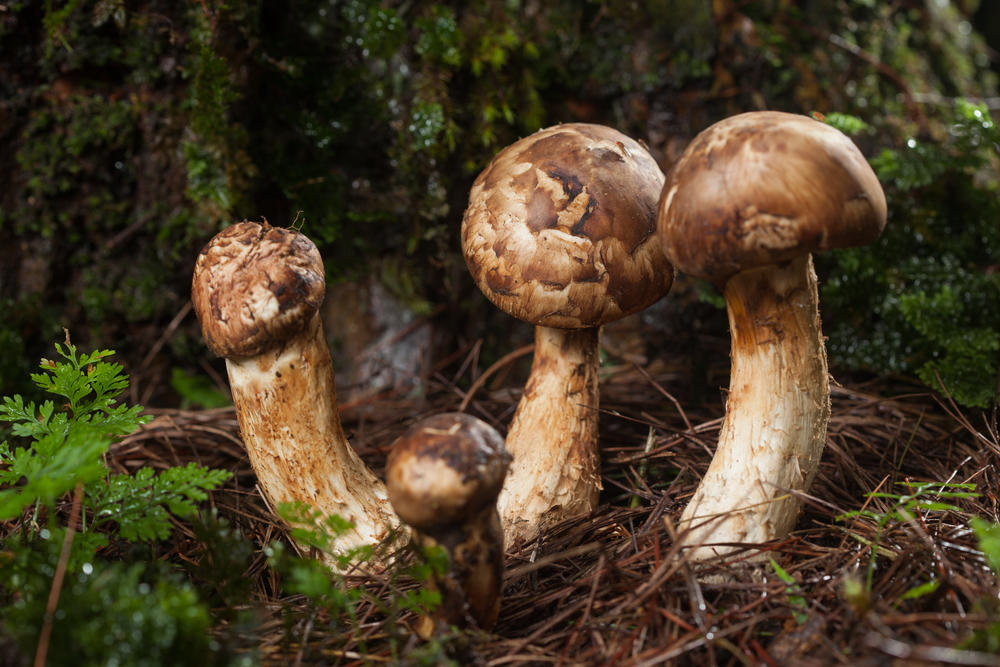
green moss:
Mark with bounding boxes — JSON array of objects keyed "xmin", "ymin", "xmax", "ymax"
[
  {"xmin": 2, "ymin": 556, "xmax": 238, "ymax": 666},
  {"xmin": 822, "ymin": 101, "xmax": 1000, "ymax": 407},
  {"xmin": 2, "ymin": 0, "xmax": 998, "ymax": 407}
]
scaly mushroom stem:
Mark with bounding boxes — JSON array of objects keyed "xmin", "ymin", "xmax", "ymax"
[
  {"xmin": 462, "ymin": 124, "xmax": 672, "ymax": 546},
  {"xmin": 193, "ymin": 221, "xmax": 407, "ymax": 571},
  {"xmin": 678, "ymin": 254, "xmax": 829, "ymax": 560},
  {"xmin": 497, "ymin": 325, "xmax": 602, "ymax": 546},
  {"xmin": 226, "ymin": 310, "xmax": 402, "ymax": 566},
  {"xmin": 413, "ymin": 503, "xmax": 505, "ymax": 630}
]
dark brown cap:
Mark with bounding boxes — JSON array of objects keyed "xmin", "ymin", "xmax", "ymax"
[
  {"xmin": 191, "ymin": 221, "xmax": 326, "ymax": 358},
  {"xmin": 386, "ymin": 412, "xmax": 511, "ymax": 531},
  {"xmin": 657, "ymin": 111, "xmax": 887, "ymax": 283},
  {"xmin": 462, "ymin": 123, "xmax": 674, "ymax": 329}
]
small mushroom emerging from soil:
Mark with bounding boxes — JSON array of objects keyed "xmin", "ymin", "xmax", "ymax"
[
  {"xmin": 385, "ymin": 412, "xmax": 511, "ymax": 630},
  {"xmin": 462, "ymin": 123, "xmax": 674, "ymax": 546},
  {"xmin": 657, "ymin": 111, "xmax": 887, "ymax": 561},
  {"xmin": 191, "ymin": 221, "xmax": 403, "ymax": 568}
]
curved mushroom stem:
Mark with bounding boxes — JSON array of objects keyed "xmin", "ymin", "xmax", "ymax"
[
  {"xmin": 678, "ymin": 254, "xmax": 829, "ymax": 561},
  {"xmin": 497, "ymin": 325, "xmax": 602, "ymax": 547},
  {"xmin": 226, "ymin": 312, "xmax": 402, "ymax": 566}
]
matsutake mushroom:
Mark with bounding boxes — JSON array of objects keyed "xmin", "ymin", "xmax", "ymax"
[
  {"xmin": 191, "ymin": 221, "xmax": 403, "ymax": 568},
  {"xmin": 657, "ymin": 111, "xmax": 887, "ymax": 562},
  {"xmin": 386, "ymin": 412, "xmax": 511, "ymax": 630},
  {"xmin": 462, "ymin": 123, "xmax": 674, "ymax": 546}
]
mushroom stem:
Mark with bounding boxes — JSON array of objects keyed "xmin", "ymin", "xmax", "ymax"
[
  {"xmin": 192, "ymin": 221, "xmax": 406, "ymax": 571},
  {"xmin": 497, "ymin": 325, "xmax": 602, "ymax": 546},
  {"xmin": 225, "ymin": 311, "xmax": 401, "ymax": 565},
  {"xmin": 415, "ymin": 503, "xmax": 505, "ymax": 630},
  {"xmin": 678, "ymin": 254, "xmax": 829, "ymax": 560}
]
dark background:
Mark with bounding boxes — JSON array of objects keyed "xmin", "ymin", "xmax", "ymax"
[{"xmin": 1, "ymin": 0, "xmax": 998, "ymax": 410}]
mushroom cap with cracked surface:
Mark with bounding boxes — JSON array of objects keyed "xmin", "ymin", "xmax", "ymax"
[
  {"xmin": 191, "ymin": 221, "xmax": 326, "ymax": 359},
  {"xmin": 657, "ymin": 111, "xmax": 887, "ymax": 284},
  {"xmin": 462, "ymin": 123, "xmax": 674, "ymax": 329},
  {"xmin": 386, "ymin": 412, "xmax": 511, "ymax": 532}
]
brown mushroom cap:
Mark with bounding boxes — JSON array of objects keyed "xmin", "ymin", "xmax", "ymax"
[
  {"xmin": 462, "ymin": 123, "xmax": 674, "ymax": 329},
  {"xmin": 658, "ymin": 111, "xmax": 887, "ymax": 283},
  {"xmin": 191, "ymin": 221, "xmax": 326, "ymax": 359},
  {"xmin": 385, "ymin": 413, "xmax": 511, "ymax": 532}
]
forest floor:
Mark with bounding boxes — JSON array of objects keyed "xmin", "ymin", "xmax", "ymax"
[{"xmin": 113, "ymin": 324, "xmax": 1000, "ymax": 666}]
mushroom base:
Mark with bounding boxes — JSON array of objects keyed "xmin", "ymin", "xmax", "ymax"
[
  {"xmin": 678, "ymin": 254, "xmax": 830, "ymax": 562},
  {"xmin": 496, "ymin": 325, "xmax": 602, "ymax": 547},
  {"xmin": 416, "ymin": 505, "xmax": 505, "ymax": 630},
  {"xmin": 226, "ymin": 313, "xmax": 402, "ymax": 568}
]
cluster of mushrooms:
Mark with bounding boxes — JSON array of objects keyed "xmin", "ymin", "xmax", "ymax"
[{"xmin": 191, "ymin": 111, "xmax": 887, "ymax": 631}]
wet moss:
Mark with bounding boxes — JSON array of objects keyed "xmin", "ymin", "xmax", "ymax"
[{"xmin": 1, "ymin": 0, "xmax": 998, "ymax": 406}]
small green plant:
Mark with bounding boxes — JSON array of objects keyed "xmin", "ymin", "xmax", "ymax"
[
  {"xmin": 0, "ymin": 341, "xmax": 148, "ymax": 520},
  {"xmin": 276, "ymin": 500, "xmax": 377, "ymax": 571},
  {"xmin": 0, "ymin": 340, "xmax": 230, "ymax": 538},
  {"xmin": 769, "ymin": 558, "xmax": 810, "ymax": 625},
  {"xmin": 960, "ymin": 518, "xmax": 1000, "ymax": 652},
  {"xmin": 837, "ymin": 481, "xmax": 979, "ymax": 589},
  {"xmin": 0, "ymin": 338, "xmax": 236, "ymax": 664}
]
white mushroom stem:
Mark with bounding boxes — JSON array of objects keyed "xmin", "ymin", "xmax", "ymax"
[
  {"xmin": 678, "ymin": 254, "xmax": 829, "ymax": 561},
  {"xmin": 226, "ymin": 311, "xmax": 402, "ymax": 566},
  {"xmin": 497, "ymin": 325, "xmax": 601, "ymax": 546}
]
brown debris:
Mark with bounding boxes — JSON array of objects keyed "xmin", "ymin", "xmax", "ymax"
[{"xmin": 93, "ymin": 335, "xmax": 1000, "ymax": 664}]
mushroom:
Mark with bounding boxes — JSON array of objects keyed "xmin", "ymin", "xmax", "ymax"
[
  {"xmin": 657, "ymin": 111, "xmax": 887, "ymax": 561},
  {"xmin": 385, "ymin": 412, "xmax": 511, "ymax": 630},
  {"xmin": 191, "ymin": 221, "xmax": 403, "ymax": 568},
  {"xmin": 462, "ymin": 123, "xmax": 674, "ymax": 546}
]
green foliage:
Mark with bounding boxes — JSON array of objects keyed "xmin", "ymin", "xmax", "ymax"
[
  {"xmin": 2, "ymin": 557, "xmax": 237, "ymax": 667},
  {"xmin": 971, "ymin": 517, "xmax": 1000, "ymax": 575},
  {"xmin": 88, "ymin": 464, "xmax": 233, "ymax": 542},
  {"xmin": 243, "ymin": 0, "xmax": 546, "ymax": 280},
  {"xmin": 959, "ymin": 518, "xmax": 1000, "ymax": 652},
  {"xmin": 0, "ymin": 342, "xmax": 147, "ymax": 519},
  {"xmin": 12, "ymin": 92, "xmax": 138, "ymax": 240},
  {"xmin": 276, "ymin": 500, "xmax": 376, "ymax": 572},
  {"xmin": 0, "ymin": 0, "xmax": 255, "ymax": 402},
  {"xmin": 822, "ymin": 101, "xmax": 1000, "ymax": 407},
  {"xmin": 821, "ymin": 111, "xmax": 871, "ymax": 136},
  {"xmin": 0, "ymin": 339, "xmax": 232, "ymax": 536},
  {"xmin": 399, "ymin": 542, "xmax": 447, "ymax": 615},
  {"xmin": 268, "ymin": 540, "xmax": 364, "ymax": 618},
  {"xmin": 896, "ymin": 578, "xmax": 941, "ymax": 603},
  {"xmin": 4, "ymin": 0, "xmax": 999, "ymax": 412},
  {"xmin": 170, "ymin": 367, "xmax": 231, "ymax": 410},
  {"xmin": 182, "ymin": 3, "xmax": 255, "ymax": 219},
  {"xmin": 0, "ymin": 340, "xmax": 240, "ymax": 664},
  {"xmin": 415, "ymin": 5, "xmax": 462, "ymax": 67}
]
